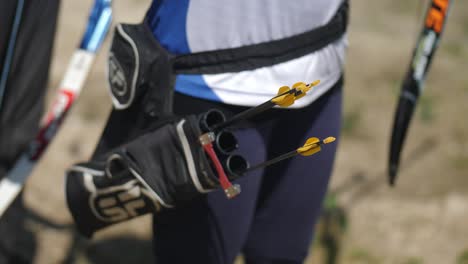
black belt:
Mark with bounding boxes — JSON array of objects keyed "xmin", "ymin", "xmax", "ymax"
[{"xmin": 172, "ymin": 0, "xmax": 348, "ymax": 75}]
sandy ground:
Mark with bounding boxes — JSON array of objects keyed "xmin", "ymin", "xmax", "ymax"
[{"xmin": 17, "ymin": 0, "xmax": 468, "ymax": 263}]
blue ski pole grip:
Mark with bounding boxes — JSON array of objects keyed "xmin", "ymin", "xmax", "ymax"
[{"xmin": 80, "ymin": 0, "xmax": 113, "ymax": 52}]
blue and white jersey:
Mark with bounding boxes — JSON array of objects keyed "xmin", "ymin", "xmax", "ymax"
[{"xmin": 146, "ymin": 0, "xmax": 347, "ymax": 108}]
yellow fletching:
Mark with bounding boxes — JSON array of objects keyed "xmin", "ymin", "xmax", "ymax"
[
  {"xmin": 309, "ymin": 80, "xmax": 321, "ymax": 87},
  {"xmin": 277, "ymin": 86, "xmax": 291, "ymax": 95},
  {"xmin": 292, "ymin": 82, "xmax": 308, "ymax": 95},
  {"xmin": 272, "ymin": 86, "xmax": 295, "ymax": 107},
  {"xmin": 293, "ymin": 82, "xmax": 309, "ymax": 100},
  {"xmin": 305, "ymin": 137, "xmax": 320, "ymax": 145},
  {"xmin": 297, "ymin": 136, "xmax": 335, "ymax": 157},
  {"xmin": 295, "ymin": 92, "xmax": 307, "ymax": 100},
  {"xmin": 292, "ymin": 80, "xmax": 320, "ymax": 100},
  {"xmin": 271, "ymin": 80, "xmax": 321, "ymax": 107},
  {"xmin": 292, "ymin": 82, "xmax": 307, "ymax": 89},
  {"xmin": 297, "ymin": 137, "xmax": 321, "ymax": 156},
  {"xmin": 271, "ymin": 94, "xmax": 295, "ymax": 107},
  {"xmin": 300, "ymin": 146, "xmax": 321, "ymax": 156}
]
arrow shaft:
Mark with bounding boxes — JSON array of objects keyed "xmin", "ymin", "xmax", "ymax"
[
  {"xmin": 214, "ymin": 100, "xmax": 275, "ymax": 131},
  {"xmin": 213, "ymin": 88, "xmax": 301, "ymax": 131},
  {"xmin": 245, "ymin": 150, "xmax": 298, "ymax": 173}
]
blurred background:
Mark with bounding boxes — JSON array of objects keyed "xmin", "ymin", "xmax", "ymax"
[{"xmin": 18, "ymin": 0, "xmax": 468, "ymax": 263}]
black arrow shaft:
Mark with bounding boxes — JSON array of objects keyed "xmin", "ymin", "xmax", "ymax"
[
  {"xmin": 213, "ymin": 100, "xmax": 275, "ymax": 131},
  {"xmin": 213, "ymin": 88, "xmax": 302, "ymax": 131},
  {"xmin": 244, "ymin": 150, "xmax": 298, "ymax": 173}
]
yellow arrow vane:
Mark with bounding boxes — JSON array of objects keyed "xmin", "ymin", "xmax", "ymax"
[{"xmin": 271, "ymin": 80, "xmax": 320, "ymax": 107}]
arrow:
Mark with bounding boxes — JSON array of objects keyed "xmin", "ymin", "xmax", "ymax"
[
  {"xmin": 244, "ymin": 136, "xmax": 335, "ymax": 173},
  {"xmin": 212, "ymin": 80, "xmax": 320, "ymax": 131}
]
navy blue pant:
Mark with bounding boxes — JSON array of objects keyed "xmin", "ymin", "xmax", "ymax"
[{"xmin": 153, "ymin": 79, "xmax": 343, "ymax": 264}]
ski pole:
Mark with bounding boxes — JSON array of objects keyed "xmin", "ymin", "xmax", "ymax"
[
  {"xmin": 243, "ymin": 136, "xmax": 336, "ymax": 173},
  {"xmin": 212, "ymin": 80, "xmax": 320, "ymax": 131}
]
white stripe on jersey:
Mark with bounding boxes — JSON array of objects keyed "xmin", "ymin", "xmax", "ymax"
[
  {"xmin": 202, "ymin": 35, "xmax": 347, "ymax": 108},
  {"xmin": 185, "ymin": 0, "xmax": 347, "ymax": 107}
]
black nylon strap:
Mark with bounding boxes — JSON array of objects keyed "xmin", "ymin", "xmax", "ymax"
[{"xmin": 172, "ymin": 0, "xmax": 348, "ymax": 75}]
